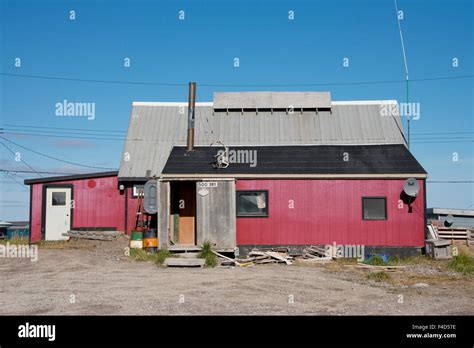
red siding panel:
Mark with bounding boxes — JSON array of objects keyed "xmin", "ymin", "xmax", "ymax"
[
  {"xmin": 236, "ymin": 179, "xmax": 425, "ymax": 247},
  {"xmin": 29, "ymin": 175, "xmax": 127, "ymax": 243}
]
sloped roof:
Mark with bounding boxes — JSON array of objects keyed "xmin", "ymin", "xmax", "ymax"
[
  {"xmin": 119, "ymin": 99, "xmax": 406, "ymax": 180},
  {"xmin": 162, "ymin": 144, "xmax": 426, "ymax": 177}
]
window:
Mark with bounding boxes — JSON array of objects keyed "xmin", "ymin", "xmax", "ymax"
[
  {"xmin": 362, "ymin": 197, "xmax": 387, "ymax": 220},
  {"xmin": 237, "ymin": 190, "xmax": 268, "ymax": 217},
  {"xmin": 52, "ymin": 192, "xmax": 66, "ymax": 206}
]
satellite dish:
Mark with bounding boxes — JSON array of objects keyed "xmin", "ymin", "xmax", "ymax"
[
  {"xmin": 444, "ymin": 215, "xmax": 454, "ymax": 227},
  {"xmin": 403, "ymin": 178, "xmax": 419, "ymax": 198}
]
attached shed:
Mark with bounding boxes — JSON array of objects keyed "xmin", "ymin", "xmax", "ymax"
[{"xmin": 25, "ymin": 171, "xmax": 140, "ymax": 242}]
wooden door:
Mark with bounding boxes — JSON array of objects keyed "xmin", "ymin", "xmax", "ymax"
[{"xmin": 178, "ymin": 182, "xmax": 196, "ymax": 245}]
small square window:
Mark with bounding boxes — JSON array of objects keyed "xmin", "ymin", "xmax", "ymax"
[
  {"xmin": 237, "ymin": 190, "xmax": 268, "ymax": 217},
  {"xmin": 52, "ymin": 192, "xmax": 66, "ymax": 206},
  {"xmin": 362, "ymin": 197, "xmax": 387, "ymax": 220}
]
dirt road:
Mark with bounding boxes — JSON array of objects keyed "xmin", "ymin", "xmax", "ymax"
[{"xmin": 0, "ymin": 239, "xmax": 473, "ymax": 315}]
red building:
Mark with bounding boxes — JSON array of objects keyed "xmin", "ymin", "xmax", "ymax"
[{"xmin": 25, "ymin": 92, "xmax": 427, "ymax": 256}]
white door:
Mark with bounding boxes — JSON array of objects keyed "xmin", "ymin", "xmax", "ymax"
[{"xmin": 45, "ymin": 187, "xmax": 71, "ymax": 241}]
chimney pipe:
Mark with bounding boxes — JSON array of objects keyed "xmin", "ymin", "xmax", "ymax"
[{"xmin": 187, "ymin": 82, "xmax": 196, "ymax": 151}]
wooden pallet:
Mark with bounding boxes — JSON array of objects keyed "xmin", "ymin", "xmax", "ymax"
[{"xmin": 437, "ymin": 228, "xmax": 470, "ymax": 240}]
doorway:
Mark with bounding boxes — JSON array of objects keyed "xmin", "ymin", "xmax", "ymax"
[
  {"xmin": 170, "ymin": 181, "xmax": 196, "ymax": 245},
  {"xmin": 44, "ymin": 186, "xmax": 72, "ymax": 241}
]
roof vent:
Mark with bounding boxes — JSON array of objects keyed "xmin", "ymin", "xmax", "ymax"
[{"xmin": 213, "ymin": 92, "xmax": 331, "ymax": 111}]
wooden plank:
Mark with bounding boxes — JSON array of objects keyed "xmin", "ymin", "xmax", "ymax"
[
  {"xmin": 157, "ymin": 181, "xmax": 170, "ymax": 250},
  {"xmin": 298, "ymin": 257, "xmax": 332, "ymax": 263},
  {"xmin": 179, "ymin": 216, "xmax": 195, "ymax": 244},
  {"xmin": 265, "ymin": 251, "xmax": 292, "ymax": 265},
  {"xmin": 249, "ymin": 250, "xmax": 267, "ymax": 256},
  {"xmin": 355, "ymin": 263, "xmax": 406, "ymax": 270},
  {"xmin": 256, "ymin": 259, "xmax": 279, "ymax": 264},
  {"xmin": 211, "ymin": 250, "xmax": 241, "ymax": 266},
  {"xmin": 164, "ymin": 258, "xmax": 204, "ymax": 267}
]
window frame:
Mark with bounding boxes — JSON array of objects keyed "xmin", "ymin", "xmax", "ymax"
[
  {"xmin": 362, "ymin": 196, "xmax": 387, "ymax": 221},
  {"xmin": 51, "ymin": 191, "xmax": 67, "ymax": 206},
  {"xmin": 236, "ymin": 190, "xmax": 269, "ymax": 218}
]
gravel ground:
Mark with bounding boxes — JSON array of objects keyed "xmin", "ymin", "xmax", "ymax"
[{"xmin": 0, "ymin": 239, "xmax": 473, "ymax": 315}]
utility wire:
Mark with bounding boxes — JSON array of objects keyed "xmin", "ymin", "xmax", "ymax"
[
  {"xmin": 0, "ymin": 72, "xmax": 472, "ymax": 87},
  {"xmin": 2, "ymin": 131, "xmax": 124, "ymax": 141},
  {"xmin": 0, "ymin": 141, "xmax": 43, "ymax": 177},
  {"xmin": 0, "ymin": 169, "xmax": 82, "ymax": 175},
  {"xmin": 2, "ymin": 172, "xmax": 29, "ymax": 191},
  {"xmin": 427, "ymin": 181, "xmax": 474, "ymax": 184},
  {"xmin": 0, "ymin": 137, "xmax": 117, "ymax": 170},
  {"xmin": 3, "ymin": 124, "xmax": 125, "ymax": 133}
]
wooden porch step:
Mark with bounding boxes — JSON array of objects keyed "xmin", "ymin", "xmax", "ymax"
[
  {"xmin": 164, "ymin": 258, "xmax": 205, "ymax": 267},
  {"xmin": 176, "ymin": 252, "xmax": 200, "ymax": 258},
  {"xmin": 169, "ymin": 245, "xmax": 201, "ymax": 252}
]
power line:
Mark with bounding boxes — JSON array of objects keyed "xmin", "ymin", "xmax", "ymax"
[
  {"xmin": 3, "ymin": 128, "xmax": 125, "ymax": 138},
  {"xmin": 0, "ymin": 169, "xmax": 82, "ymax": 175},
  {"xmin": 0, "ymin": 141, "xmax": 43, "ymax": 177},
  {"xmin": 0, "ymin": 137, "xmax": 117, "ymax": 170},
  {"xmin": 0, "ymin": 71, "xmax": 472, "ymax": 87},
  {"xmin": 427, "ymin": 181, "xmax": 474, "ymax": 183},
  {"xmin": 4, "ymin": 125, "xmax": 473, "ymax": 140},
  {"xmin": 412, "ymin": 140, "xmax": 474, "ymax": 144},
  {"xmin": 2, "ymin": 172, "xmax": 29, "ymax": 191},
  {"xmin": 4, "ymin": 124, "xmax": 126, "ymax": 133},
  {"xmin": 2, "ymin": 130, "xmax": 473, "ymax": 144},
  {"xmin": 2, "ymin": 131, "xmax": 124, "ymax": 141},
  {"xmin": 412, "ymin": 131, "xmax": 474, "ymax": 136}
]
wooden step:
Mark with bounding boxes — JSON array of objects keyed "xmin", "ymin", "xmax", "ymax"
[
  {"xmin": 164, "ymin": 258, "xmax": 205, "ymax": 267},
  {"xmin": 176, "ymin": 252, "xmax": 200, "ymax": 258},
  {"xmin": 169, "ymin": 245, "xmax": 201, "ymax": 252}
]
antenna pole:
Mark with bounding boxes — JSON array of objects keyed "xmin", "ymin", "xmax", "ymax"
[
  {"xmin": 395, "ymin": 0, "xmax": 410, "ymax": 149},
  {"xmin": 406, "ymin": 79, "xmax": 410, "ymax": 150}
]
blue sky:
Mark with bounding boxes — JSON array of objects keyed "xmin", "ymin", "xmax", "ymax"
[{"xmin": 1, "ymin": 0, "xmax": 472, "ymax": 220}]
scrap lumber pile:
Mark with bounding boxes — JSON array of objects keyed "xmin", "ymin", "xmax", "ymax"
[
  {"xmin": 300, "ymin": 245, "xmax": 333, "ymax": 263},
  {"xmin": 62, "ymin": 230, "xmax": 119, "ymax": 241},
  {"xmin": 214, "ymin": 248, "xmax": 293, "ymax": 267}
]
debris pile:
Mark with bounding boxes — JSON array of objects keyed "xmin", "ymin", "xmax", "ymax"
[
  {"xmin": 214, "ymin": 248, "xmax": 294, "ymax": 267},
  {"xmin": 300, "ymin": 245, "xmax": 333, "ymax": 263}
]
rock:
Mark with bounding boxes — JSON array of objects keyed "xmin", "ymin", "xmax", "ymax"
[{"xmin": 412, "ymin": 282, "xmax": 429, "ymax": 288}]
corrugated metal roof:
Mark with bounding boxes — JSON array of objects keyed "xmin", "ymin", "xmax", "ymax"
[{"xmin": 119, "ymin": 101, "xmax": 406, "ymax": 180}]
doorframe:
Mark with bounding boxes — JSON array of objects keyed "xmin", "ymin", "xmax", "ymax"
[
  {"xmin": 169, "ymin": 180, "xmax": 197, "ymax": 246},
  {"xmin": 41, "ymin": 184, "xmax": 74, "ymax": 240}
]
